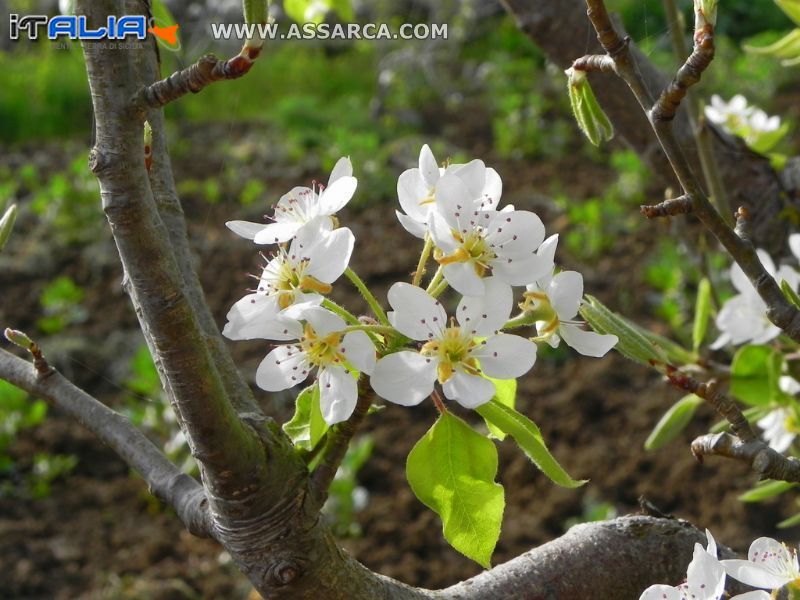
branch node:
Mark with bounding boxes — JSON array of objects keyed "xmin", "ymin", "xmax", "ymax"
[
  {"xmin": 640, "ymin": 194, "xmax": 693, "ymax": 218},
  {"xmin": 734, "ymin": 206, "xmax": 751, "ymax": 242}
]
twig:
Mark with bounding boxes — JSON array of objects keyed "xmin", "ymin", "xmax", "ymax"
[
  {"xmin": 692, "ymin": 432, "xmax": 800, "ymax": 482},
  {"xmin": 0, "ymin": 348, "xmax": 211, "ymax": 536},
  {"xmin": 571, "ymin": 54, "xmax": 616, "ymax": 74},
  {"xmin": 138, "ymin": 50, "xmax": 261, "ymax": 109},
  {"xmin": 310, "ymin": 383, "xmax": 375, "ymax": 504},
  {"xmin": 640, "ymin": 194, "xmax": 693, "ymax": 218}
]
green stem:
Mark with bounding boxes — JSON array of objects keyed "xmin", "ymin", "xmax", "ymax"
[
  {"xmin": 343, "ymin": 324, "xmax": 398, "ymax": 337},
  {"xmin": 426, "ymin": 266, "xmax": 444, "ymax": 294},
  {"xmin": 321, "ymin": 299, "xmax": 360, "ymax": 326},
  {"xmin": 503, "ymin": 312, "xmax": 537, "ymax": 331},
  {"xmin": 429, "ymin": 277, "xmax": 449, "ymax": 298},
  {"xmin": 344, "ymin": 268, "xmax": 390, "ymax": 326},
  {"xmin": 412, "ymin": 235, "xmax": 434, "ymax": 287}
]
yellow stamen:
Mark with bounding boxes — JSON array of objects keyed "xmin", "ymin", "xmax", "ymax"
[{"xmin": 299, "ymin": 275, "xmax": 333, "ymax": 295}]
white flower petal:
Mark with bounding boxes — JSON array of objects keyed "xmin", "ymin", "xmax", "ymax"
[
  {"xmin": 548, "ymin": 271, "xmax": 584, "ymax": 320},
  {"xmin": 318, "ymin": 175, "xmax": 357, "ymax": 215},
  {"xmin": 721, "ymin": 558, "xmax": 794, "ymax": 590},
  {"xmin": 480, "ymin": 167, "xmax": 502, "ymax": 210},
  {"xmin": 471, "ymin": 334, "xmax": 537, "ymax": 379},
  {"xmin": 396, "ymin": 209, "xmax": 428, "ymax": 239},
  {"xmin": 328, "ymin": 156, "xmax": 353, "ymax": 185},
  {"xmin": 559, "ymin": 323, "xmax": 618, "ymax": 357},
  {"xmin": 387, "ymin": 283, "xmax": 447, "ymax": 341},
  {"xmin": 443, "ymin": 261, "xmax": 486, "ymax": 296},
  {"xmin": 491, "ymin": 252, "xmax": 553, "ymax": 287},
  {"xmin": 685, "ymin": 543, "xmax": 726, "ymax": 600},
  {"xmin": 780, "ymin": 376, "xmax": 800, "ymax": 396},
  {"xmin": 370, "ymin": 351, "xmax": 437, "ymax": 406},
  {"xmin": 397, "ymin": 168, "xmax": 431, "ymax": 222},
  {"xmin": 705, "ymin": 529, "xmax": 718, "ymax": 558},
  {"xmin": 442, "ymin": 371, "xmax": 495, "ymax": 409},
  {"xmin": 450, "ymin": 159, "xmax": 486, "ymax": 199},
  {"xmin": 256, "ymin": 345, "xmax": 310, "ymax": 391},
  {"xmin": 435, "ymin": 173, "xmax": 476, "ymax": 232},
  {"xmin": 730, "ymin": 591, "xmax": 772, "ymax": 600},
  {"xmin": 225, "ymin": 220, "xmax": 265, "ymax": 240},
  {"xmin": 223, "ymin": 294, "xmax": 303, "ymax": 341},
  {"xmin": 486, "ymin": 210, "xmax": 545, "ymax": 258},
  {"xmin": 456, "ymin": 276, "xmax": 512, "ymax": 336},
  {"xmin": 638, "ymin": 585, "xmax": 681, "ymax": 600},
  {"xmin": 319, "ymin": 366, "xmax": 358, "ymax": 425},
  {"xmin": 341, "ymin": 331, "xmax": 376, "ymax": 375},
  {"xmin": 428, "ymin": 209, "xmax": 459, "ymax": 254},
  {"xmin": 537, "ymin": 234, "xmax": 559, "ymax": 266},
  {"xmin": 253, "ymin": 221, "xmax": 304, "ymax": 245},
  {"xmin": 304, "ymin": 226, "xmax": 355, "ymax": 283},
  {"xmin": 301, "ymin": 306, "xmax": 347, "ymax": 336},
  {"xmin": 419, "ymin": 144, "xmax": 440, "ymax": 188},
  {"xmin": 789, "ymin": 233, "xmax": 800, "ymax": 263}
]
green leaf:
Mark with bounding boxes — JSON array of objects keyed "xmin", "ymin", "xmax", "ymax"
[
  {"xmin": 406, "ymin": 412, "xmax": 505, "ymax": 567},
  {"xmin": 580, "ymin": 295, "xmax": 667, "ymax": 366},
  {"xmin": 283, "ymin": 385, "xmax": 328, "ymax": 450},
  {"xmin": 567, "ymin": 69, "xmax": 614, "ymax": 147},
  {"xmin": 484, "ymin": 378, "xmax": 516, "ymax": 440},
  {"xmin": 285, "ymin": 0, "xmax": 328, "ymax": 24},
  {"xmin": 778, "ymin": 512, "xmax": 800, "ymax": 529},
  {"xmin": 730, "ymin": 345, "xmax": 784, "ymax": 406},
  {"xmin": 776, "ymin": 0, "xmax": 800, "ymax": 27},
  {"xmin": 782, "ymin": 278, "xmax": 800, "ymax": 309},
  {"xmin": 745, "ymin": 29, "xmax": 800, "ymax": 62},
  {"xmin": 739, "ymin": 479, "xmax": 797, "ymax": 503},
  {"xmin": 644, "ymin": 395, "xmax": 703, "ymax": 451},
  {"xmin": 476, "ymin": 399, "xmax": 587, "ymax": 488},
  {"xmin": 692, "ymin": 278, "xmax": 712, "ymax": 352},
  {"xmin": 0, "ymin": 203, "xmax": 17, "ymax": 251},
  {"xmin": 242, "ymin": 0, "xmax": 270, "ymax": 24},
  {"xmin": 750, "ymin": 122, "xmax": 791, "ymax": 154}
]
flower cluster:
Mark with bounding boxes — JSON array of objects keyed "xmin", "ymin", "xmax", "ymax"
[
  {"xmin": 223, "ymin": 147, "xmax": 617, "ymax": 425},
  {"xmin": 640, "ymin": 530, "xmax": 800, "ymax": 600},
  {"xmin": 704, "ymin": 94, "xmax": 785, "ymax": 151}
]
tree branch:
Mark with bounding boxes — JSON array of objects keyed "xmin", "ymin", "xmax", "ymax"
[
  {"xmin": 0, "ymin": 347, "xmax": 210, "ymax": 537},
  {"xmin": 692, "ymin": 432, "xmax": 800, "ymax": 482}
]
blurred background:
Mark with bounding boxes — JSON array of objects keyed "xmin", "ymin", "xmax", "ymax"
[{"xmin": 1, "ymin": 0, "xmax": 799, "ymax": 598}]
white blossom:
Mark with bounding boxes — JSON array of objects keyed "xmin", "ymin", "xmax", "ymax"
[
  {"xmin": 370, "ymin": 278, "xmax": 537, "ymax": 409},
  {"xmin": 226, "ymin": 157, "xmax": 357, "ymax": 244},
  {"xmin": 428, "ymin": 173, "xmax": 552, "ymax": 295},
  {"xmin": 722, "ymin": 537, "xmax": 800, "ymax": 593},
  {"xmin": 757, "ymin": 376, "xmax": 800, "ymax": 453},
  {"xmin": 255, "ymin": 306, "xmax": 376, "ymax": 425},
  {"xmin": 223, "ymin": 226, "xmax": 354, "ymax": 341},
  {"xmin": 705, "ymin": 95, "xmax": 782, "ymax": 148},
  {"xmin": 395, "ymin": 144, "xmax": 503, "ymax": 239}
]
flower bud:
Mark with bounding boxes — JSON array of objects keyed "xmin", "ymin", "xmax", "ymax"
[
  {"xmin": 242, "ymin": 0, "xmax": 270, "ymax": 49},
  {"xmin": 695, "ymin": 0, "xmax": 718, "ymax": 27},
  {"xmin": 0, "ymin": 203, "xmax": 17, "ymax": 251},
  {"xmin": 4, "ymin": 328, "xmax": 33, "ymax": 349},
  {"xmin": 566, "ymin": 68, "xmax": 614, "ymax": 147}
]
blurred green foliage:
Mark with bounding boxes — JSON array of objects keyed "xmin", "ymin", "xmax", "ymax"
[
  {"xmin": 322, "ymin": 436, "xmax": 374, "ymax": 537},
  {"xmin": 37, "ymin": 275, "xmax": 87, "ymax": 334}
]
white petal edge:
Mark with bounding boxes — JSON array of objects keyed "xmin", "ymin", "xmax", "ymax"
[{"xmin": 370, "ymin": 351, "xmax": 437, "ymax": 406}]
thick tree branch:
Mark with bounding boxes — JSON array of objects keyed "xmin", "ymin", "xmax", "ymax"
[
  {"xmin": 500, "ymin": 0, "xmax": 794, "ymax": 256},
  {"xmin": 0, "ymin": 347, "xmax": 210, "ymax": 537},
  {"xmin": 579, "ymin": 0, "xmax": 800, "ymax": 344},
  {"xmin": 692, "ymin": 432, "xmax": 800, "ymax": 482}
]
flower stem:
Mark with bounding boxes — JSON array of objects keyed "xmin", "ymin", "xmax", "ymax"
[
  {"xmin": 426, "ymin": 266, "xmax": 444, "ymax": 294},
  {"xmin": 412, "ymin": 235, "xmax": 434, "ymax": 288},
  {"xmin": 344, "ymin": 267, "xmax": 390, "ymax": 326},
  {"xmin": 321, "ymin": 299, "xmax": 360, "ymax": 326},
  {"xmin": 503, "ymin": 312, "xmax": 537, "ymax": 331},
  {"xmin": 428, "ymin": 275, "xmax": 449, "ymax": 298},
  {"xmin": 343, "ymin": 324, "xmax": 398, "ymax": 337}
]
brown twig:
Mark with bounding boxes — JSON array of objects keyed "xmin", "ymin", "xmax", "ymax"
[
  {"xmin": 571, "ymin": 54, "xmax": 616, "ymax": 74},
  {"xmin": 692, "ymin": 432, "xmax": 800, "ymax": 482},
  {"xmin": 641, "ymin": 194, "xmax": 693, "ymax": 218}
]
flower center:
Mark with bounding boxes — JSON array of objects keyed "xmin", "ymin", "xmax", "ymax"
[
  {"xmin": 521, "ymin": 291, "xmax": 559, "ymax": 336},
  {"xmin": 420, "ymin": 327, "xmax": 481, "ymax": 383},
  {"xmin": 299, "ymin": 323, "xmax": 344, "ymax": 368},
  {"xmin": 435, "ymin": 229, "xmax": 496, "ymax": 277},
  {"xmin": 262, "ymin": 254, "xmax": 332, "ymax": 309}
]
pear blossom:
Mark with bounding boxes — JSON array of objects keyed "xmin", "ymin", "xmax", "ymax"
[
  {"xmin": 522, "ymin": 253, "xmax": 618, "ymax": 357},
  {"xmin": 641, "ymin": 530, "xmax": 769, "ymax": 600},
  {"xmin": 255, "ymin": 306, "xmax": 376, "ymax": 425},
  {"xmin": 711, "ymin": 249, "xmax": 800, "ymax": 349},
  {"xmin": 223, "ymin": 226, "xmax": 354, "ymax": 341},
  {"xmin": 428, "ymin": 173, "xmax": 553, "ymax": 295},
  {"xmin": 226, "ymin": 156, "xmax": 357, "ymax": 244},
  {"xmin": 370, "ymin": 278, "xmax": 537, "ymax": 409},
  {"xmin": 705, "ymin": 95, "xmax": 782, "ymax": 147},
  {"xmin": 722, "ymin": 537, "xmax": 800, "ymax": 593},
  {"xmin": 395, "ymin": 144, "xmax": 503, "ymax": 238},
  {"xmin": 756, "ymin": 376, "xmax": 800, "ymax": 453}
]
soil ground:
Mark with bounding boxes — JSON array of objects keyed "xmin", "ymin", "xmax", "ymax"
[{"xmin": 0, "ymin": 126, "xmax": 794, "ymax": 599}]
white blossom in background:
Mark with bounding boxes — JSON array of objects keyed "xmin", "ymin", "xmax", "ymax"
[
  {"xmin": 255, "ymin": 306, "xmax": 376, "ymax": 425},
  {"xmin": 640, "ymin": 530, "xmax": 769, "ymax": 600},
  {"xmin": 522, "ymin": 247, "xmax": 618, "ymax": 357},
  {"xmin": 704, "ymin": 95, "xmax": 783, "ymax": 149},
  {"xmin": 429, "ymin": 173, "xmax": 552, "ymax": 295},
  {"xmin": 395, "ymin": 144, "xmax": 503, "ymax": 238},
  {"xmin": 757, "ymin": 376, "xmax": 800, "ymax": 453},
  {"xmin": 370, "ymin": 278, "xmax": 537, "ymax": 409},
  {"xmin": 226, "ymin": 156, "xmax": 357, "ymax": 244},
  {"xmin": 722, "ymin": 537, "xmax": 800, "ymax": 593},
  {"xmin": 223, "ymin": 225, "xmax": 354, "ymax": 341},
  {"xmin": 711, "ymin": 249, "xmax": 800, "ymax": 349}
]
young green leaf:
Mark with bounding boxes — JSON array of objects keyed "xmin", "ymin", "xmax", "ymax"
[
  {"xmin": 644, "ymin": 394, "xmax": 703, "ymax": 451},
  {"xmin": 476, "ymin": 399, "xmax": 587, "ymax": 488},
  {"xmin": 778, "ymin": 511, "xmax": 800, "ymax": 529},
  {"xmin": 406, "ymin": 412, "xmax": 504, "ymax": 567},
  {"xmin": 580, "ymin": 295, "xmax": 668, "ymax": 366},
  {"xmin": 776, "ymin": 0, "xmax": 800, "ymax": 27},
  {"xmin": 782, "ymin": 278, "xmax": 800, "ymax": 309},
  {"xmin": 0, "ymin": 203, "xmax": 17, "ymax": 251},
  {"xmin": 242, "ymin": 0, "xmax": 270, "ymax": 24},
  {"xmin": 730, "ymin": 345, "xmax": 784, "ymax": 406},
  {"xmin": 483, "ymin": 378, "xmax": 517, "ymax": 440},
  {"xmin": 283, "ymin": 384, "xmax": 328, "ymax": 450},
  {"xmin": 739, "ymin": 479, "xmax": 797, "ymax": 503},
  {"xmin": 692, "ymin": 278, "xmax": 712, "ymax": 352},
  {"xmin": 745, "ymin": 29, "xmax": 800, "ymax": 66},
  {"xmin": 566, "ymin": 68, "xmax": 614, "ymax": 147}
]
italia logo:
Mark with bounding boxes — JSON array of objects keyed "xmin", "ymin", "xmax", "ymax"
[{"xmin": 8, "ymin": 14, "xmax": 181, "ymax": 50}]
